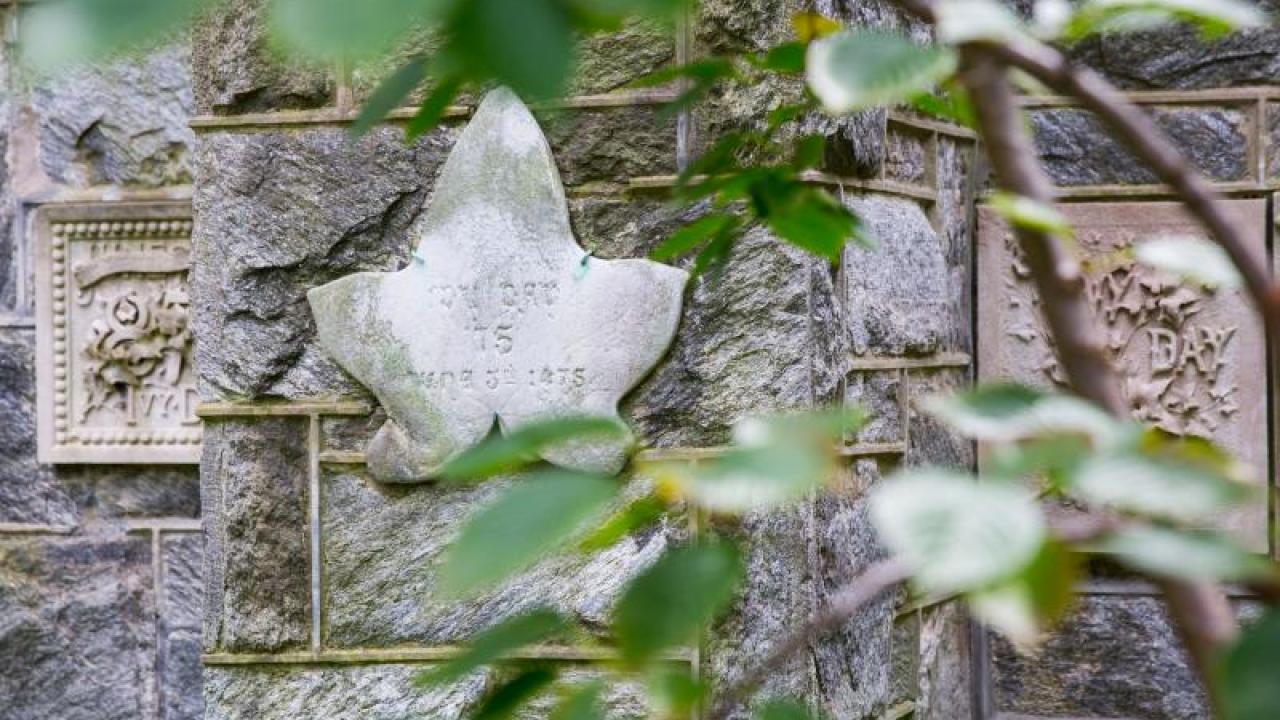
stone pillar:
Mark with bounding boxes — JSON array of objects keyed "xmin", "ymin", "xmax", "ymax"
[{"xmin": 191, "ymin": 2, "xmax": 976, "ymax": 719}]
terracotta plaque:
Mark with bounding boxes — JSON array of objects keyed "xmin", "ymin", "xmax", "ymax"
[
  {"xmin": 978, "ymin": 200, "xmax": 1267, "ymax": 548},
  {"xmin": 36, "ymin": 203, "xmax": 201, "ymax": 463}
]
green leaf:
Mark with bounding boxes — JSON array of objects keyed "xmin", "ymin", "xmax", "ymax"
[
  {"xmin": 651, "ymin": 214, "xmax": 741, "ymax": 261},
  {"xmin": 1135, "ymin": 234, "xmax": 1243, "ymax": 290},
  {"xmin": 549, "ymin": 680, "xmax": 605, "ymax": 720},
  {"xmin": 764, "ymin": 187, "xmax": 867, "ymax": 261},
  {"xmin": 758, "ymin": 699, "xmax": 821, "ymax": 720},
  {"xmin": 453, "ymin": 0, "xmax": 575, "ymax": 100},
  {"xmin": 1065, "ymin": 0, "xmax": 1268, "ymax": 40},
  {"xmin": 613, "ymin": 541, "xmax": 744, "ymax": 666},
  {"xmin": 269, "ymin": 0, "xmax": 442, "ymax": 63},
  {"xmin": 754, "ymin": 42, "xmax": 808, "ymax": 74},
  {"xmin": 415, "ymin": 610, "xmax": 568, "ymax": 687},
  {"xmin": 647, "ymin": 667, "xmax": 707, "ymax": 718},
  {"xmin": 791, "ymin": 12, "xmax": 843, "ymax": 42},
  {"xmin": 578, "ymin": 494, "xmax": 669, "ymax": 551},
  {"xmin": 967, "ymin": 540, "xmax": 1078, "ymax": 648},
  {"xmin": 935, "ymin": 0, "xmax": 1030, "ymax": 43},
  {"xmin": 871, "ymin": 469, "xmax": 1046, "ymax": 594},
  {"xmin": 406, "ymin": 75, "xmax": 465, "ymax": 141},
  {"xmin": 908, "ymin": 88, "xmax": 976, "ymax": 129},
  {"xmin": 791, "ymin": 135, "xmax": 827, "ymax": 170},
  {"xmin": 1072, "ymin": 451, "xmax": 1255, "ymax": 523},
  {"xmin": 806, "ymin": 30, "xmax": 957, "ymax": 114},
  {"xmin": 923, "ymin": 383, "xmax": 1121, "ymax": 445},
  {"xmin": 439, "ymin": 416, "xmax": 630, "ymax": 481},
  {"xmin": 473, "ymin": 668, "xmax": 559, "ymax": 720},
  {"xmin": 628, "ymin": 58, "xmax": 737, "ymax": 89},
  {"xmin": 985, "ymin": 434, "xmax": 1092, "ymax": 491},
  {"xmin": 1097, "ymin": 526, "xmax": 1274, "ymax": 582},
  {"xmin": 437, "ymin": 470, "xmax": 619, "ymax": 598},
  {"xmin": 1219, "ymin": 609, "xmax": 1280, "ymax": 720},
  {"xmin": 988, "ymin": 193, "xmax": 1074, "ymax": 239},
  {"xmin": 652, "ymin": 445, "xmax": 829, "ymax": 514},
  {"xmin": 351, "ymin": 57, "xmax": 429, "ymax": 138},
  {"xmin": 20, "ymin": 0, "xmax": 213, "ymax": 70}
]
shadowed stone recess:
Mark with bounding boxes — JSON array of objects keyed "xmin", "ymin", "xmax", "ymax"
[
  {"xmin": 192, "ymin": 124, "xmax": 459, "ymax": 400},
  {"xmin": 162, "ymin": 534, "xmax": 204, "ymax": 720},
  {"xmin": 0, "ymin": 329, "xmax": 76, "ymax": 527},
  {"xmin": 906, "ymin": 369, "xmax": 973, "ymax": 468},
  {"xmin": 31, "ymin": 44, "xmax": 193, "ymax": 188},
  {"xmin": 322, "ymin": 467, "xmax": 675, "ymax": 647},
  {"xmin": 844, "ymin": 195, "xmax": 952, "ymax": 357},
  {"xmin": 0, "ymin": 537, "xmax": 154, "ymax": 720},
  {"xmin": 190, "ymin": 0, "xmax": 332, "ymax": 114},
  {"xmin": 308, "ymin": 90, "xmax": 687, "ymax": 481},
  {"xmin": 1031, "ymin": 107, "xmax": 1249, "ymax": 186},
  {"xmin": 626, "ymin": 229, "xmax": 844, "ymax": 447},
  {"xmin": 201, "ymin": 418, "xmax": 309, "ymax": 652}
]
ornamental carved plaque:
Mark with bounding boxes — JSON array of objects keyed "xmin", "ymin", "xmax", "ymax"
[
  {"xmin": 978, "ymin": 200, "xmax": 1267, "ymax": 548},
  {"xmin": 36, "ymin": 203, "xmax": 201, "ymax": 463}
]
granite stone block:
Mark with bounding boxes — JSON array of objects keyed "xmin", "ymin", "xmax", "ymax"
[
  {"xmin": 191, "ymin": 0, "xmax": 333, "ymax": 114},
  {"xmin": 0, "ymin": 536, "xmax": 155, "ymax": 720},
  {"xmin": 322, "ymin": 467, "xmax": 675, "ymax": 647},
  {"xmin": 1032, "ymin": 107, "xmax": 1249, "ymax": 186},
  {"xmin": 0, "ymin": 329, "xmax": 75, "ymax": 527},
  {"xmin": 201, "ymin": 417, "xmax": 309, "ymax": 652},
  {"xmin": 843, "ymin": 195, "xmax": 953, "ymax": 357}
]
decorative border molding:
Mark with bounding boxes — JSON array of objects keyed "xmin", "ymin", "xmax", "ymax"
[{"xmin": 35, "ymin": 202, "xmax": 201, "ymax": 464}]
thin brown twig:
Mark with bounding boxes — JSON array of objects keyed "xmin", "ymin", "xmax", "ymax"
[{"xmin": 706, "ymin": 558, "xmax": 912, "ymax": 720}]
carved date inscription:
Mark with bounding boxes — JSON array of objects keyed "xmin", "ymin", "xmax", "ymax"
[{"xmin": 978, "ymin": 201, "xmax": 1267, "ymax": 547}]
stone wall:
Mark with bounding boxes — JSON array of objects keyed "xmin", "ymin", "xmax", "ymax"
[
  {"xmin": 0, "ymin": 2, "xmax": 203, "ymax": 719},
  {"xmin": 189, "ymin": 1, "xmax": 976, "ymax": 718}
]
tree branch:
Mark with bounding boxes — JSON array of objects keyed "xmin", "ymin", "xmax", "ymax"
[
  {"xmin": 706, "ymin": 558, "xmax": 911, "ymax": 720},
  {"xmin": 984, "ymin": 38, "xmax": 1280, "ymax": 335}
]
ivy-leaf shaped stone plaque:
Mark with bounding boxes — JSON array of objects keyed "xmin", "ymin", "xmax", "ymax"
[{"xmin": 308, "ymin": 88, "xmax": 688, "ymax": 482}]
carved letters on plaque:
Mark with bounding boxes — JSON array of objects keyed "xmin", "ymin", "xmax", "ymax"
[
  {"xmin": 308, "ymin": 88, "xmax": 688, "ymax": 483},
  {"xmin": 978, "ymin": 201, "xmax": 1267, "ymax": 548},
  {"xmin": 36, "ymin": 204, "xmax": 201, "ymax": 464}
]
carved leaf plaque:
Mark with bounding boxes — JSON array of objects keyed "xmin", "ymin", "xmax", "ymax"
[
  {"xmin": 978, "ymin": 201, "xmax": 1268, "ymax": 548},
  {"xmin": 36, "ymin": 203, "xmax": 201, "ymax": 463},
  {"xmin": 308, "ymin": 88, "xmax": 689, "ymax": 483}
]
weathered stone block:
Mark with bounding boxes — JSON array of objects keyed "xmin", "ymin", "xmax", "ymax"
[
  {"xmin": 572, "ymin": 19, "xmax": 675, "ymax": 95},
  {"xmin": 0, "ymin": 536, "xmax": 154, "ymax": 720},
  {"xmin": 905, "ymin": 368, "xmax": 973, "ymax": 469},
  {"xmin": 27, "ymin": 44, "xmax": 194, "ymax": 188},
  {"xmin": 0, "ymin": 328, "xmax": 76, "ymax": 527},
  {"xmin": 538, "ymin": 106, "xmax": 678, "ymax": 186},
  {"xmin": 192, "ymin": 124, "xmax": 459, "ymax": 400},
  {"xmin": 322, "ymin": 466, "xmax": 675, "ymax": 646},
  {"xmin": 205, "ymin": 664, "xmax": 488, "ymax": 720},
  {"xmin": 205, "ymin": 665, "xmax": 651, "ymax": 720},
  {"xmin": 846, "ymin": 370, "xmax": 905, "ymax": 445},
  {"xmin": 843, "ymin": 195, "xmax": 953, "ymax": 357},
  {"xmin": 1031, "ymin": 107, "xmax": 1249, "ymax": 186},
  {"xmin": 992, "ymin": 594, "xmax": 1205, "ymax": 719},
  {"xmin": 56, "ymin": 465, "xmax": 200, "ymax": 526},
  {"xmin": 201, "ymin": 417, "xmax": 310, "ymax": 652},
  {"xmin": 161, "ymin": 534, "xmax": 203, "ymax": 720},
  {"xmin": 917, "ymin": 601, "xmax": 972, "ymax": 720},
  {"xmin": 625, "ymin": 229, "xmax": 843, "ymax": 447},
  {"xmin": 884, "ymin": 127, "xmax": 929, "ymax": 185},
  {"xmin": 936, "ymin": 137, "xmax": 975, "ymax": 353},
  {"xmin": 1066, "ymin": 17, "xmax": 1280, "ymax": 90},
  {"xmin": 566, "ymin": 194, "xmax": 703, "ymax": 260},
  {"xmin": 191, "ymin": 0, "xmax": 333, "ymax": 114}
]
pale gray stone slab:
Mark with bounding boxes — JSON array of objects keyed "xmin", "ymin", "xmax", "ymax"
[{"xmin": 309, "ymin": 88, "xmax": 688, "ymax": 482}]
